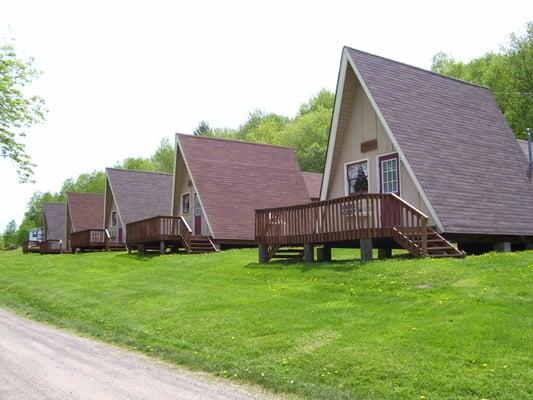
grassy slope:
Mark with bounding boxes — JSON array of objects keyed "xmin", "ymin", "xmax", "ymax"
[{"xmin": 0, "ymin": 249, "xmax": 531, "ymax": 400}]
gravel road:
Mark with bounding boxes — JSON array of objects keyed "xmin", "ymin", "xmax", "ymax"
[{"xmin": 0, "ymin": 308, "xmax": 281, "ymax": 400}]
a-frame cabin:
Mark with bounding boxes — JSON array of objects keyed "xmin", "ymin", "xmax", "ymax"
[
  {"xmin": 65, "ymin": 192, "xmax": 109, "ymax": 252},
  {"xmin": 256, "ymin": 47, "xmax": 533, "ymax": 262},
  {"xmin": 40, "ymin": 202, "xmax": 67, "ymax": 253},
  {"xmin": 171, "ymin": 133, "xmax": 312, "ymax": 250},
  {"xmin": 104, "ymin": 168, "xmax": 172, "ymax": 248}
]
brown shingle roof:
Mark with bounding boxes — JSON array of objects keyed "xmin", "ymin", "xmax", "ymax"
[
  {"xmin": 518, "ymin": 139, "xmax": 530, "ymax": 160},
  {"xmin": 347, "ymin": 47, "xmax": 533, "ymax": 235},
  {"xmin": 177, "ymin": 134, "xmax": 311, "ymax": 241},
  {"xmin": 106, "ymin": 168, "xmax": 173, "ymax": 225},
  {"xmin": 302, "ymin": 172, "xmax": 323, "ymax": 200},
  {"xmin": 43, "ymin": 203, "xmax": 65, "ymax": 242},
  {"xmin": 66, "ymin": 192, "xmax": 104, "ymax": 232}
]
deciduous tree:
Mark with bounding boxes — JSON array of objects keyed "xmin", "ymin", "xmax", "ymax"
[{"xmin": 0, "ymin": 40, "xmax": 46, "ymax": 182}]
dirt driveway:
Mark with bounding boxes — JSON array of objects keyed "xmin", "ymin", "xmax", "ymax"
[{"xmin": 0, "ymin": 308, "xmax": 281, "ymax": 400}]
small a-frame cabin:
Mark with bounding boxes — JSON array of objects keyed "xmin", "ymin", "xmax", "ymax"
[
  {"xmin": 125, "ymin": 134, "xmax": 313, "ymax": 255},
  {"xmin": 171, "ymin": 134, "xmax": 312, "ymax": 251},
  {"xmin": 104, "ymin": 168, "xmax": 172, "ymax": 248},
  {"xmin": 39, "ymin": 202, "xmax": 67, "ymax": 254},
  {"xmin": 256, "ymin": 47, "xmax": 533, "ymax": 262},
  {"xmin": 65, "ymin": 192, "xmax": 108, "ymax": 252}
]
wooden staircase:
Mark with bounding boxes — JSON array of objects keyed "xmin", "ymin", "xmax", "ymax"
[
  {"xmin": 392, "ymin": 226, "xmax": 465, "ymax": 258},
  {"xmin": 182, "ymin": 234, "xmax": 218, "ymax": 254},
  {"xmin": 267, "ymin": 244, "xmax": 304, "ymax": 261}
]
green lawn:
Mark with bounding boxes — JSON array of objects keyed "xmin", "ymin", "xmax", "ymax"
[{"xmin": 0, "ymin": 249, "xmax": 531, "ymax": 399}]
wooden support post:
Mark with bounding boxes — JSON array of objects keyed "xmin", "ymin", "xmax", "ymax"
[
  {"xmin": 378, "ymin": 248, "xmax": 392, "ymax": 259},
  {"xmin": 360, "ymin": 238, "xmax": 373, "ymax": 262},
  {"xmin": 493, "ymin": 242, "xmax": 511, "ymax": 252},
  {"xmin": 304, "ymin": 244, "xmax": 314, "ymax": 262},
  {"xmin": 317, "ymin": 245, "xmax": 332, "ymax": 262},
  {"xmin": 160, "ymin": 240, "xmax": 166, "ymax": 255},
  {"xmin": 421, "ymin": 218, "xmax": 428, "ymax": 257},
  {"xmin": 258, "ymin": 244, "xmax": 269, "ymax": 263}
]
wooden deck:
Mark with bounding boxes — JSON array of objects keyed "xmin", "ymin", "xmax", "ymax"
[
  {"xmin": 22, "ymin": 240, "xmax": 42, "ymax": 254},
  {"xmin": 126, "ymin": 215, "xmax": 217, "ymax": 254},
  {"xmin": 70, "ymin": 229, "xmax": 125, "ymax": 252},
  {"xmin": 255, "ymin": 193, "xmax": 463, "ymax": 262},
  {"xmin": 39, "ymin": 239, "xmax": 66, "ymax": 254}
]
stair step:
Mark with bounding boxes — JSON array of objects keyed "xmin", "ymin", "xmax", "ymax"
[
  {"xmin": 272, "ymin": 254, "xmax": 303, "ymax": 259},
  {"xmin": 427, "ymin": 246, "xmax": 455, "ymax": 251},
  {"xmin": 277, "ymin": 249, "xmax": 304, "ymax": 253}
]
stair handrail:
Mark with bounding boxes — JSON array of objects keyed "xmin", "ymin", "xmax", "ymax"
[
  {"xmin": 390, "ymin": 193, "xmax": 429, "ymax": 219},
  {"xmin": 177, "ymin": 215, "xmax": 192, "ymax": 234},
  {"xmin": 390, "ymin": 193, "xmax": 428, "ymax": 256}
]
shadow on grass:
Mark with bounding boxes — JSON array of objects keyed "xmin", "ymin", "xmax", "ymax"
[
  {"xmin": 115, "ymin": 251, "xmax": 188, "ymax": 261},
  {"xmin": 244, "ymin": 253, "xmax": 414, "ymax": 272}
]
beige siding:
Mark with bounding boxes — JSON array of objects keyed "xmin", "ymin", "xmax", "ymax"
[
  {"xmin": 65, "ymin": 204, "xmax": 72, "ymax": 249},
  {"xmin": 104, "ymin": 180, "xmax": 123, "ymax": 242},
  {"xmin": 172, "ymin": 150, "xmax": 210, "ymax": 236},
  {"xmin": 326, "ymin": 67, "xmax": 432, "ymax": 222}
]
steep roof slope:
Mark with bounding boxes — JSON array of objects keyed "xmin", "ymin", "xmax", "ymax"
[
  {"xmin": 106, "ymin": 168, "xmax": 173, "ymax": 225},
  {"xmin": 518, "ymin": 139, "xmax": 530, "ymax": 159},
  {"xmin": 177, "ymin": 134, "xmax": 311, "ymax": 241},
  {"xmin": 43, "ymin": 203, "xmax": 65, "ymax": 242},
  {"xmin": 302, "ymin": 172, "xmax": 323, "ymax": 200},
  {"xmin": 66, "ymin": 192, "xmax": 104, "ymax": 232},
  {"xmin": 346, "ymin": 47, "xmax": 533, "ymax": 235}
]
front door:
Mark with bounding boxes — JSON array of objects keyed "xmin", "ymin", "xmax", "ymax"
[
  {"xmin": 194, "ymin": 193, "xmax": 202, "ymax": 235},
  {"xmin": 118, "ymin": 228, "xmax": 123, "ymax": 243},
  {"xmin": 379, "ymin": 153, "xmax": 401, "ymax": 226}
]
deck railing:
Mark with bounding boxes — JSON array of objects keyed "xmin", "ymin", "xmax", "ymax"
[
  {"xmin": 70, "ymin": 229, "xmax": 108, "ymax": 249},
  {"xmin": 126, "ymin": 215, "xmax": 191, "ymax": 244},
  {"xmin": 22, "ymin": 240, "xmax": 41, "ymax": 253},
  {"xmin": 40, "ymin": 239, "xmax": 64, "ymax": 253},
  {"xmin": 255, "ymin": 193, "xmax": 428, "ymax": 253}
]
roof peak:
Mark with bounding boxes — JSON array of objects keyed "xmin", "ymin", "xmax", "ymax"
[
  {"xmin": 106, "ymin": 167, "xmax": 172, "ymax": 176},
  {"xmin": 345, "ymin": 46, "xmax": 489, "ymax": 91},
  {"xmin": 175, "ymin": 133, "xmax": 295, "ymax": 151}
]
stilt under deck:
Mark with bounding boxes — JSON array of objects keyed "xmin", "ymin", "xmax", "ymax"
[
  {"xmin": 255, "ymin": 193, "xmax": 464, "ymax": 263},
  {"xmin": 126, "ymin": 216, "xmax": 217, "ymax": 255}
]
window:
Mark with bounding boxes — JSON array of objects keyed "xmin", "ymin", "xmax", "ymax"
[
  {"xmin": 111, "ymin": 211, "xmax": 117, "ymax": 227},
  {"xmin": 346, "ymin": 160, "xmax": 369, "ymax": 195},
  {"xmin": 380, "ymin": 156, "xmax": 399, "ymax": 194},
  {"xmin": 194, "ymin": 193, "xmax": 202, "ymax": 216},
  {"xmin": 181, "ymin": 193, "xmax": 190, "ymax": 214}
]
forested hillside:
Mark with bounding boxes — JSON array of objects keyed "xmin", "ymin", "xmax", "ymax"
[{"xmin": 432, "ymin": 22, "xmax": 532, "ymax": 138}]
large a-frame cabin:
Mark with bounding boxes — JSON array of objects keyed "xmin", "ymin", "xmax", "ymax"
[{"xmin": 256, "ymin": 47, "xmax": 533, "ymax": 262}]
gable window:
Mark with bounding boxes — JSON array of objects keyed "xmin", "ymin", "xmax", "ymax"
[
  {"xmin": 181, "ymin": 193, "xmax": 190, "ymax": 214},
  {"xmin": 111, "ymin": 211, "xmax": 117, "ymax": 227},
  {"xmin": 346, "ymin": 160, "xmax": 369, "ymax": 195},
  {"xmin": 379, "ymin": 153, "xmax": 400, "ymax": 195}
]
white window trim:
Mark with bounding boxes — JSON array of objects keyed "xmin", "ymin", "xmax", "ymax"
[
  {"xmin": 181, "ymin": 192, "xmax": 191, "ymax": 215},
  {"xmin": 376, "ymin": 152, "xmax": 401, "ymax": 195},
  {"xmin": 344, "ymin": 158, "xmax": 369, "ymax": 196}
]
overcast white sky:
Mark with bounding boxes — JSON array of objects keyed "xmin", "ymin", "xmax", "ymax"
[{"xmin": 0, "ymin": 0, "xmax": 531, "ymax": 229}]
